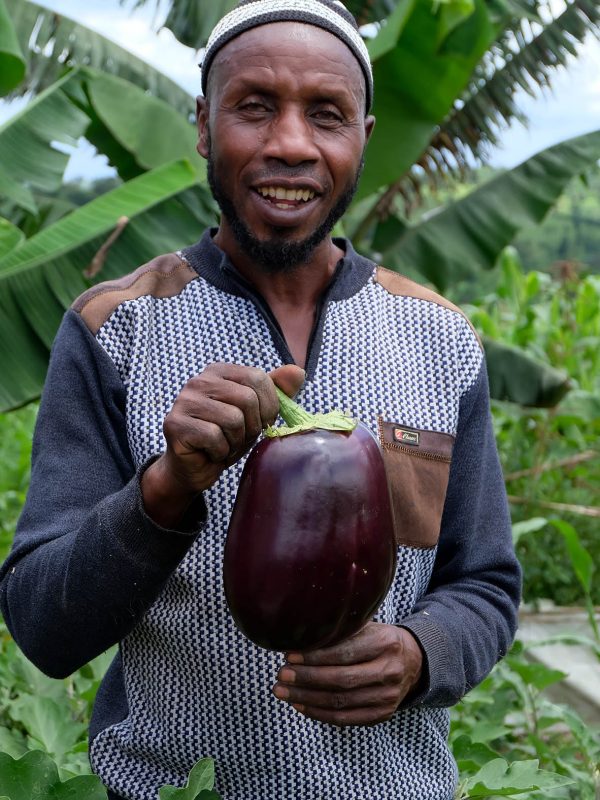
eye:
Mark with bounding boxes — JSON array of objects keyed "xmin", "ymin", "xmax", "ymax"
[
  {"xmin": 312, "ymin": 108, "xmax": 344, "ymax": 125},
  {"xmin": 239, "ymin": 100, "xmax": 270, "ymax": 114}
]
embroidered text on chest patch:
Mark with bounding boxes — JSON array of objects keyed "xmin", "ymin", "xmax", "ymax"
[{"xmin": 394, "ymin": 428, "xmax": 420, "ymax": 446}]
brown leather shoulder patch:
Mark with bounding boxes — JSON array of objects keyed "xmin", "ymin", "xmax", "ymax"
[
  {"xmin": 375, "ymin": 266, "xmax": 482, "ymax": 348},
  {"xmin": 72, "ymin": 253, "xmax": 198, "ymax": 334}
]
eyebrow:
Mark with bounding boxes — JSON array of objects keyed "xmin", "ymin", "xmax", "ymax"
[{"xmin": 224, "ymin": 77, "xmax": 359, "ymax": 108}]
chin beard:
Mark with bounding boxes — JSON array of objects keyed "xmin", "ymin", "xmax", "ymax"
[{"xmin": 207, "ymin": 151, "xmax": 363, "ymax": 275}]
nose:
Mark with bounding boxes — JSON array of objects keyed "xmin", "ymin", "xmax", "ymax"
[{"xmin": 261, "ymin": 106, "xmax": 320, "ymax": 166}]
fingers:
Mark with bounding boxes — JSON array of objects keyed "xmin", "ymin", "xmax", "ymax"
[
  {"xmin": 276, "ymin": 659, "xmax": 389, "ymax": 692},
  {"xmin": 272, "ymin": 624, "xmax": 425, "ymax": 728},
  {"xmin": 164, "ymin": 363, "xmax": 278, "ymax": 461},
  {"xmin": 272, "ymin": 663, "xmax": 401, "ymax": 727},
  {"xmin": 269, "ymin": 364, "xmax": 305, "ymax": 399},
  {"xmin": 286, "ymin": 622, "xmax": 400, "ymax": 667}
]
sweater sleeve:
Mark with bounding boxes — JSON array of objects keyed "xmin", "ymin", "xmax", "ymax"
[
  {"xmin": 0, "ymin": 310, "xmax": 206, "ymax": 679},
  {"xmin": 400, "ymin": 358, "xmax": 522, "ymax": 708}
]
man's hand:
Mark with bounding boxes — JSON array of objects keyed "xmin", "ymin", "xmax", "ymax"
[
  {"xmin": 273, "ymin": 622, "xmax": 424, "ymax": 727},
  {"xmin": 141, "ymin": 362, "xmax": 305, "ymax": 528}
]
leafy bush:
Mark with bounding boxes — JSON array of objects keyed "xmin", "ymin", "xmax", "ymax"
[{"xmin": 464, "ymin": 250, "xmax": 600, "ymax": 606}]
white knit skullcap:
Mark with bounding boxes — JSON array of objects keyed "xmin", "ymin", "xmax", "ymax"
[{"xmin": 201, "ymin": 0, "xmax": 374, "ymax": 112}]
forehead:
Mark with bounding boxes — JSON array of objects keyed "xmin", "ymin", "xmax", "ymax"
[{"xmin": 208, "ymin": 21, "xmax": 365, "ymax": 104}]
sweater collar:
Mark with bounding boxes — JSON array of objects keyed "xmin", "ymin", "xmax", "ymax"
[{"xmin": 181, "ymin": 228, "xmax": 375, "ymax": 301}]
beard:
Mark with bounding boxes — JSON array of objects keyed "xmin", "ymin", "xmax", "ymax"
[{"xmin": 206, "ymin": 142, "xmax": 363, "ymax": 275}]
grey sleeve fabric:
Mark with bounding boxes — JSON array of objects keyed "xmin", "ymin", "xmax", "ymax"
[
  {"xmin": 0, "ymin": 310, "xmax": 205, "ymax": 678},
  {"xmin": 400, "ymin": 362, "xmax": 522, "ymax": 707}
]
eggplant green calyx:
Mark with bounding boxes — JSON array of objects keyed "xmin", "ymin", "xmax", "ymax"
[{"xmin": 266, "ymin": 386, "xmax": 357, "ymax": 438}]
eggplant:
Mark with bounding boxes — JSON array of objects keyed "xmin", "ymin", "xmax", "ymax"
[{"xmin": 223, "ymin": 390, "xmax": 396, "ymax": 652}]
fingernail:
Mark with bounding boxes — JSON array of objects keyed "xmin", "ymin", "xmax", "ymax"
[
  {"xmin": 279, "ymin": 667, "xmax": 296, "ymax": 683},
  {"xmin": 292, "ymin": 704, "xmax": 305, "ymax": 713},
  {"xmin": 286, "ymin": 652, "xmax": 304, "ymax": 664},
  {"xmin": 273, "ymin": 683, "xmax": 289, "ymax": 700}
]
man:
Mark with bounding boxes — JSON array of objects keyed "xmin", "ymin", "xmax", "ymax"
[{"xmin": 0, "ymin": 1, "xmax": 521, "ymax": 798}]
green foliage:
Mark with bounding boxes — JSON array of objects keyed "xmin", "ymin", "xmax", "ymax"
[
  {"xmin": 0, "ymin": 614, "xmax": 222, "ymax": 797},
  {"xmin": 465, "ymin": 249, "xmax": 600, "ymax": 605},
  {"xmin": 514, "ymin": 172, "xmax": 600, "ymax": 274},
  {"xmin": 0, "ymin": 0, "xmax": 25, "ymax": 96},
  {"xmin": 451, "ymin": 642, "xmax": 600, "ymax": 798},
  {"xmin": 367, "ymin": 130, "xmax": 600, "ymax": 290},
  {"xmin": 0, "ymin": 405, "xmax": 35, "ymax": 563},
  {"xmin": 0, "ymin": 751, "xmax": 106, "ymax": 800},
  {"xmin": 159, "ymin": 758, "xmax": 220, "ymax": 800},
  {"xmin": 6, "ymin": 0, "xmax": 193, "ymax": 116}
]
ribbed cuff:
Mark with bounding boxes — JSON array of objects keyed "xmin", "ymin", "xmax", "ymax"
[
  {"xmin": 398, "ymin": 612, "xmax": 461, "ymax": 708},
  {"xmin": 97, "ymin": 462, "xmax": 207, "ymax": 573}
]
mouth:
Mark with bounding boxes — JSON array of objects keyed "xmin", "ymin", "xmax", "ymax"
[{"xmin": 253, "ymin": 185, "xmax": 318, "ymax": 210}]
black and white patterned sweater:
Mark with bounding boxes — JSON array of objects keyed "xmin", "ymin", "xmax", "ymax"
[{"xmin": 0, "ymin": 231, "xmax": 521, "ymax": 800}]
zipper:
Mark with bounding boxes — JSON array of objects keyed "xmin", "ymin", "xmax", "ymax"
[{"xmin": 381, "ymin": 442, "xmax": 452, "ymax": 463}]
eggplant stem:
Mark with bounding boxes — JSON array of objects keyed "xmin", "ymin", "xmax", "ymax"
[{"xmin": 266, "ymin": 386, "xmax": 357, "ymax": 438}]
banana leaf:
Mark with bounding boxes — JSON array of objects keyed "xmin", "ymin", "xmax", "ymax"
[
  {"xmin": 0, "ymin": 159, "xmax": 200, "ymax": 411},
  {"xmin": 483, "ymin": 337, "xmax": 571, "ymax": 407},
  {"xmin": 83, "ymin": 70, "xmax": 203, "ymax": 178},
  {"xmin": 0, "ymin": 217, "xmax": 23, "ymax": 258},
  {"xmin": 0, "ymin": 71, "xmax": 88, "ymax": 209},
  {"xmin": 5, "ymin": 0, "xmax": 194, "ymax": 116},
  {"xmin": 0, "ymin": 0, "xmax": 25, "ymax": 95},
  {"xmin": 358, "ymin": 0, "xmax": 498, "ymax": 198},
  {"xmin": 372, "ymin": 129, "xmax": 600, "ymax": 291}
]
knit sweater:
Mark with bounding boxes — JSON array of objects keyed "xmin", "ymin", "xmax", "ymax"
[{"xmin": 0, "ymin": 231, "xmax": 521, "ymax": 800}]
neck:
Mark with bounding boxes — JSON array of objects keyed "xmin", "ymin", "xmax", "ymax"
[{"xmin": 213, "ymin": 225, "xmax": 344, "ymax": 309}]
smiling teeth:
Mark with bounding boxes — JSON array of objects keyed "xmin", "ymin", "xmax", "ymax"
[{"xmin": 258, "ymin": 187, "xmax": 315, "ymax": 202}]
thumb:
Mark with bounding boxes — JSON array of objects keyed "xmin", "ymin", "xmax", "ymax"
[{"xmin": 269, "ymin": 364, "xmax": 305, "ymax": 399}]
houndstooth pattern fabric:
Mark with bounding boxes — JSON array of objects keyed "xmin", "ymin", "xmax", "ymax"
[{"xmin": 91, "ymin": 263, "xmax": 482, "ymax": 800}]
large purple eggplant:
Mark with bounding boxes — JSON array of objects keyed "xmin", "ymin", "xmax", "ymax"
[{"xmin": 223, "ymin": 390, "xmax": 396, "ymax": 652}]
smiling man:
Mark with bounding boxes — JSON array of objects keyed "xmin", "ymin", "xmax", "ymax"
[{"xmin": 0, "ymin": 2, "xmax": 521, "ymax": 799}]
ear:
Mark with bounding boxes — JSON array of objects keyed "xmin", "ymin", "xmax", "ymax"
[
  {"xmin": 364, "ymin": 114, "xmax": 376, "ymax": 144},
  {"xmin": 196, "ymin": 95, "xmax": 209, "ymax": 159}
]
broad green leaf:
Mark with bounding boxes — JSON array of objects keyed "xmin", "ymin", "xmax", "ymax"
[
  {"xmin": 161, "ymin": 0, "xmax": 238, "ymax": 50},
  {"xmin": 9, "ymin": 696, "xmax": 86, "ymax": 762},
  {"xmin": 464, "ymin": 758, "xmax": 575, "ymax": 796},
  {"xmin": 451, "ymin": 734, "xmax": 500, "ymax": 771},
  {"xmin": 436, "ymin": 0, "xmax": 476, "ymax": 47},
  {"xmin": 550, "ymin": 519, "xmax": 594, "ymax": 593},
  {"xmin": 511, "ymin": 517, "xmax": 547, "ymax": 545},
  {"xmin": 483, "ymin": 338, "xmax": 571, "ymax": 408},
  {"xmin": 373, "ymin": 129, "xmax": 600, "ymax": 291},
  {"xmin": 0, "ymin": 0, "xmax": 25, "ymax": 95},
  {"xmin": 437, "ymin": 1, "xmax": 600, "ymax": 167},
  {"xmin": 367, "ymin": 0, "xmax": 417, "ymax": 62},
  {"xmin": 0, "ymin": 163, "xmax": 37, "ymax": 215},
  {"xmin": 0, "ymin": 71, "xmax": 88, "ymax": 198},
  {"xmin": 359, "ymin": 0, "xmax": 497, "ymax": 198},
  {"xmin": 0, "ymin": 160, "xmax": 197, "ymax": 277},
  {"xmin": 6, "ymin": 0, "xmax": 194, "ymax": 116},
  {"xmin": 0, "ymin": 218, "xmax": 23, "ymax": 258},
  {"xmin": 0, "ymin": 751, "xmax": 107, "ymax": 800},
  {"xmin": 0, "ymin": 726, "xmax": 28, "ymax": 759},
  {"xmin": 505, "ymin": 661, "xmax": 567, "ymax": 692},
  {"xmin": 465, "ymin": 721, "xmax": 511, "ymax": 744},
  {"xmin": 85, "ymin": 71, "xmax": 204, "ymax": 178},
  {"xmin": 555, "ymin": 390, "xmax": 600, "ymax": 424},
  {"xmin": 159, "ymin": 757, "xmax": 216, "ymax": 800},
  {"xmin": 0, "ymin": 161, "xmax": 200, "ymax": 412}
]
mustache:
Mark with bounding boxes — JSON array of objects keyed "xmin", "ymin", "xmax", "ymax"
[{"xmin": 248, "ymin": 166, "xmax": 328, "ymax": 187}]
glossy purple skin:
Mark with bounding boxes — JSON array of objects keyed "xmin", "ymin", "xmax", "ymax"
[{"xmin": 223, "ymin": 423, "xmax": 396, "ymax": 652}]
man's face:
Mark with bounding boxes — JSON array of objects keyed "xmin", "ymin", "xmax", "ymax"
[{"xmin": 197, "ymin": 22, "xmax": 375, "ymax": 272}]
